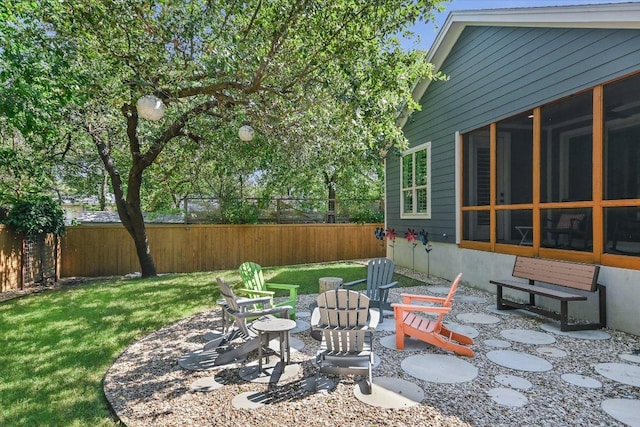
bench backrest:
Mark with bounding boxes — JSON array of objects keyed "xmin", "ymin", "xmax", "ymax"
[{"xmin": 512, "ymin": 256, "xmax": 599, "ymax": 292}]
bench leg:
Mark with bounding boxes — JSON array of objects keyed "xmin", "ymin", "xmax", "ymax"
[
  {"xmin": 599, "ymin": 285, "xmax": 607, "ymax": 328},
  {"xmin": 560, "ymin": 300, "xmax": 569, "ymax": 331},
  {"xmin": 496, "ymin": 286, "xmax": 506, "ymax": 310},
  {"xmin": 496, "ymin": 285, "xmax": 518, "ymax": 311}
]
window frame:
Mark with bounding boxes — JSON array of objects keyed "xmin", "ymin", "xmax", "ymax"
[
  {"xmin": 400, "ymin": 141, "xmax": 432, "ymax": 219},
  {"xmin": 459, "ymin": 71, "xmax": 640, "ymax": 270}
]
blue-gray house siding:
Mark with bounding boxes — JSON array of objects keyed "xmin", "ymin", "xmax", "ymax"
[{"xmin": 386, "ymin": 25, "xmax": 640, "ymax": 239}]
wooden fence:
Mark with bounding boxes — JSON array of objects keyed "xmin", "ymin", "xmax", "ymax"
[
  {"xmin": 0, "ymin": 226, "xmax": 60, "ymax": 292},
  {"xmin": 59, "ymin": 223, "xmax": 385, "ymax": 278},
  {"xmin": 0, "ymin": 226, "xmax": 21, "ymax": 292}
]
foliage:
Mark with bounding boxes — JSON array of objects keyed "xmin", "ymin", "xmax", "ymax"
[
  {"xmin": 4, "ymin": 194, "xmax": 65, "ymax": 235},
  {"xmin": 1, "ymin": 0, "xmax": 448, "ymax": 276},
  {"xmin": 0, "ymin": 262, "xmax": 424, "ymax": 426},
  {"xmin": 350, "ymin": 208, "xmax": 384, "ymax": 224},
  {"xmin": 220, "ymin": 199, "xmax": 260, "ymax": 224}
]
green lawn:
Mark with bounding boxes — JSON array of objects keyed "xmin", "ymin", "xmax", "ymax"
[{"xmin": 0, "ymin": 262, "xmax": 424, "ymax": 426}]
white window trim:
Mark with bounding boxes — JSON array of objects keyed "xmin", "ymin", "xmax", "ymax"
[{"xmin": 400, "ymin": 141, "xmax": 432, "ymax": 219}]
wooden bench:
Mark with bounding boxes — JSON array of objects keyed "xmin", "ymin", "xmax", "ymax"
[{"xmin": 490, "ymin": 256, "xmax": 606, "ymax": 331}]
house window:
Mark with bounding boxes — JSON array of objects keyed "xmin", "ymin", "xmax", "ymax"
[
  {"xmin": 401, "ymin": 142, "xmax": 431, "ymax": 219},
  {"xmin": 460, "ymin": 71, "xmax": 640, "ymax": 267}
]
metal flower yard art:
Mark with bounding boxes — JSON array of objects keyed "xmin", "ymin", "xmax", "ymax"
[
  {"xmin": 386, "ymin": 228, "xmax": 396, "ymax": 261},
  {"xmin": 419, "ymin": 229, "xmax": 433, "ymax": 277},
  {"xmin": 374, "ymin": 227, "xmax": 397, "ymax": 260},
  {"xmin": 405, "ymin": 228, "xmax": 418, "ymax": 272}
]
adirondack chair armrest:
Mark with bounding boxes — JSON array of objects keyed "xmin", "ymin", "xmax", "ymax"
[
  {"xmin": 368, "ymin": 308, "xmax": 380, "ymax": 329},
  {"xmin": 391, "ymin": 303, "xmax": 452, "ymax": 314},
  {"xmin": 264, "ymin": 283, "xmax": 299, "ymax": 290},
  {"xmin": 237, "ymin": 288, "xmax": 275, "ymax": 298},
  {"xmin": 399, "ymin": 293, "xmax": 447, "ymax": 304},
  {"xmin": 310, "ymin": 307, "xmax": 320, "ymax": 327},
  {"xmin": 239, "ymin": 305, "xmax": 291, "ymax": 319},
  {"xmin": 236, "ymin": 296, "xmax": 273, "ymax": 309},
  {"xmin": 341, "ymin": 278, "xmax": 366, "ymax": 288},
  {"xmin": 379, "ymin": 281, "xmax": 398, "ymax": 290}
]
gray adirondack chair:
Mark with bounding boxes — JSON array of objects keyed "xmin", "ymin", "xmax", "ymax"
[
  {"xmin": 309, "ymin": 289, "xmax": 379, "ymax": 394},
  {"xmin": 341, "ymin": 257, "xmax": 397, "ymax": 322},
  {"xmin": 178, "ymin": 278, "xmax": 292, "ymax": 370}
]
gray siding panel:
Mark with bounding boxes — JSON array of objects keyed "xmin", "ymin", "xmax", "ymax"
[{"xmin": 387, "ymin": 26, "xmax": 640, "ymax": 241}]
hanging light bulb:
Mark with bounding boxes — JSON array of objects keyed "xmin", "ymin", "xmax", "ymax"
[
  {"xmin": 238, "ymin": 125, "xmax": 255, "ymax": 141},
  {"xmin": 136, "ymin": 95, "xmax": 166, "ymax": 121}
]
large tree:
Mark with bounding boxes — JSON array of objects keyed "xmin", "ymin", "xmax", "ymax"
[{"xmin": 1, "ymin": 0, "xmax": 445, "ymax": 277}]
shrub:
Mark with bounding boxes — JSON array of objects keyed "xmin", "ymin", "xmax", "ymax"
[{"xmin": 5, "ymin": 195, "xmax": 66, "ymax": 235}]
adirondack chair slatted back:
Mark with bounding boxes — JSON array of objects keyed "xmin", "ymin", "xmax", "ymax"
[
  {"xmin": 316, "ymin": 289, "xmax": 370, "ymax": 352},
  {"xmin": 366, "ymin": 258, "xmax": 394, "ymax": 301},
  {"xmin": 216, "ymin": 278, "xmax": 251, "ymax": 337},
  {"xmin": 238, "ymin": 262, "xmax": 265, "ymax": 293},
  {"xmin": 437, "ymin": 273, "xmax": 461, "ymax": 325}
]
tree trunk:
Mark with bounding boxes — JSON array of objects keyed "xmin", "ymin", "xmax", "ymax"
[
  {"xmin": 119, "ymin": 165, "xmax": 157, "ymax": 277},
  {"xmin": 324, "ymin": 172, "xmax": 337, "ymax": 223},
  {"xmin": 90, "ymin": 116, "xmax": 158, "ymax": 278}
]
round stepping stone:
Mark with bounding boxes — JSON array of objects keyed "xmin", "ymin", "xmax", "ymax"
[
  {"xmin": 539, "ymin": 323, "xmax": 611, "ymax": 340},
  {"xmin": 561, "ymin": 373, "xmax": 602, "ymax": 389},
  {"xmin": 375, "ymin": 320, "xmax": 397, "ymax": 332},
  {"xmin": 295, "ymin": 311, "xmax": 311, "ymax": 318},
  {"xmin": 202, "ymin": 330, "xmax": 224, "ymax": 342},
  {"xmin": 620, "ymin": 353, "xmax": 640, "ymax": 364},
  {"xmin": 238, "ymin": 359, "xmax": 300, "ymax": 384},
  {"xmin": 178, "ymin": 349, "xmax": 245, "ymax": 371},
  {"xmin": 495, "ymin": 374, "xmax": 532, "ymax": 390},
  {"xmin": 291, "ymin": 319, "xmax": 310, "ymax": 333},
  {"xmin": 353, "ymin": 377, "xmax": 424, "ymax": 408},
  {"xmin": 189, "ymin": 376, "xmax": 225, "ymax": 392},
  {"xmin": 485, "ymin": 305, "xmax": 516, "ymax": 316},
  {"xmin": 485, "ymin": 339, "xmax": 511, "ymax": 348},
  {"xmin": 401, "ymin": 354, "xmax": 478, "ymax": 384},
  {"xmin": 486, "ymin": 350, "xmax": 553, "ymax": 372},
  {"xmin": 601, "ymin": 399, "xmax": 640, "ymax": 426},
  {"xmin": 501, "ymin": 329, "xmax": 556, "ymax": 345},
  {"xmin": 268, "ymin": 336, "xmax": 305, "ymax": 352},
  {"xmin": 487, "ymin": 387, "xmax": 528, "ymax": 407},
  {"xmin": 428, "ymin": 286, "xmax": 459, "ymax": 295},
  {"xmin": 535, "ymin": 346, "xmax": 568, "ymax": 358},
  {"xmin": 456, "ymin": 312, "xmax": 500, "ymax": 324},
  {"xmin": 444, "ymin": 322, "xmax": 479, "ymax": 339},
  {"xmin": 380, "ymin": 335, "xmax": 432, "ymax": 351},
  {"xmin": 231, "ymin": 390, "xmax": 267, "ymax": 409},
  {"xmin": 594, "ymin": 362, "xmax": 640, "ymax": 387},
  {"xmin": 301, "ymin": 376, "xmax": 335, "ymax": 392},
  {"xmin": 455, "ymin": 295, "xmax": 487, "ymax": 304}
]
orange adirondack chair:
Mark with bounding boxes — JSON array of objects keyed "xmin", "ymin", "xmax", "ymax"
[{"xmin": 392, "ymin": 273, "xmax": 474, "ymax": 357}]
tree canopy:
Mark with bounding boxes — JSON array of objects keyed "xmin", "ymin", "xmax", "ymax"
[{"xmin": 0, "ymin": 0, "xmax": 446, "ymax": 276}]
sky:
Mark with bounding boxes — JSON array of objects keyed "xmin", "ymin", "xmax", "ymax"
[{"xmin": 403, "ymin": 0, "xmax": 637, "ymax": 50}]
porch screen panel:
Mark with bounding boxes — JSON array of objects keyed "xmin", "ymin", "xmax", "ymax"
[
  {"xmin": 462, "ymin": 127, "xmax": 491, "ymax": 241},
  {"xmin": 540, "ymin": 92, "xmax": 593, "ymax": 203},
  {"xmin": 603, "ymin": 73, "xmax": 640, "ymax": 257}
]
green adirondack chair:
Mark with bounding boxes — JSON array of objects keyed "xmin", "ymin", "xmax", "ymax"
[{"xmin": 238, "ymin": 262, "xmax": 299, "ymax": 319}]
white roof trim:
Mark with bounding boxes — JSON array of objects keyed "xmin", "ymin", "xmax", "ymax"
[{"xmin": 398, "ymin": 2, "xmax": 640, "ymax": 129}]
